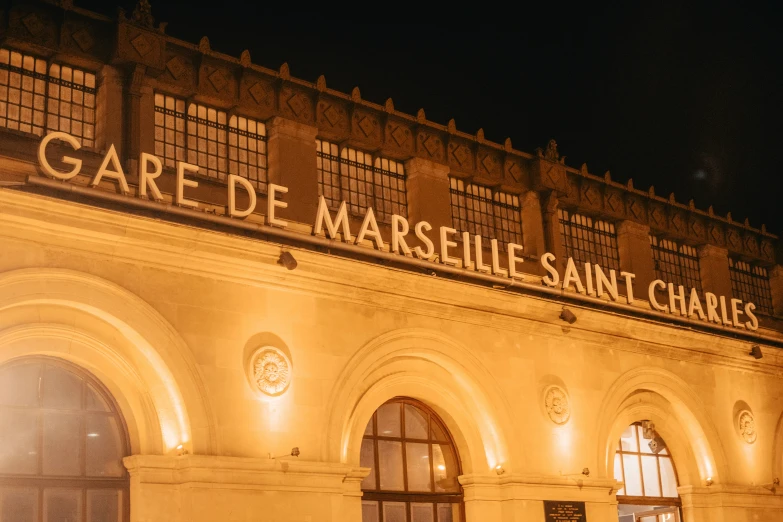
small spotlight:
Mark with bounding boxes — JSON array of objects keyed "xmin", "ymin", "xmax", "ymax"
[
  {"xmin": 290, "ymin": 447, "xmax": 300, "ymax": 457},
  {"xmin": 749, "ymin": 345, "xmax": 763, "ymax": 359},
  {"xmin": 495, "ymin": 464, "xmax": 505, "ymax": 475},
  {"xmin": 560, "ymin": 308, "xmax": 577, "ymax": 324},
  {"xmin": 705, "ymin": 477, "xmax": 713, "ymax": 486},
  {"xmin": 649, "ymin": 435, "xmax": 666, "ymax": 454},
  {"xmin": 581, "ymin": 467, "xmax": 590, "ymax": 477},
  {"xmin": 278, "ymin": 251, "xmax": 297, "ymax": 270},
  {"xmin": 175, "ymin": 444, "xmax": 187, "ymax": 456}
]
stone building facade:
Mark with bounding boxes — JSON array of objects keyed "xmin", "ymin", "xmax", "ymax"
[{"xmin": 0, "ymin": 1, "xmax": 781, "ymax": 521}]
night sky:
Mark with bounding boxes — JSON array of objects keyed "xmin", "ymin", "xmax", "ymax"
[{"xmin": 81, "ymin": 2, "xmax": 782, "ymax": 234}]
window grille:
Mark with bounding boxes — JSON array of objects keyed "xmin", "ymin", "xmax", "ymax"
[
  {"xmin": 316, "ymin": 139, "xmax": 407, "ymax": 223},
  {"xmin": 729, "ymin": 259, "xmax": 773, "ymax": 314},
  {"xmin": 650, "ymin": 236, "xmax": 702, "ymax": 292},
  {"xmin": 558, "ymin": 209, "xmax": 619, "ymax": 271},
  {"xmin": 154, "ymin": 93, "xmax": 268, "ymax": 191},
  {"xmin": 449, "ymin": 178, "xmax": 523, "ymax": 250},
  {"xmin": 0, "ymin": 48, "xmax": 96, "ymax": 147}
]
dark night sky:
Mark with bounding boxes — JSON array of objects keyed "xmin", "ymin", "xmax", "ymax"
[{"xmin": 81, "ymin": 1, "xmax": 782, "ymax": 234}]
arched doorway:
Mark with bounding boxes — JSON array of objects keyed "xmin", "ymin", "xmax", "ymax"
[
  {"xmin": 0, "ymin": 356, "xmax": 130, "ymax": 522},
  {"xmin": 614, "ymin": 422, "xmax": 680, "ymax": 522},
  {"xmin": 359, "ymin": 398, "xmax": 463, "ymax": 522}
]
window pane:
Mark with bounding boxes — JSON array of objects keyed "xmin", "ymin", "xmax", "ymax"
[
  {"xmin": 638, "ymin": 425, "xmax": 653, "ymax": 454},
  {"xmin": 44, "ymin": 489, "xmax": 82, "ymax": 522},
  {"xmin": 86, "ymin": 415, "xmax": 124, "ymax": 477},
  {"xmin": 360, "ymin": 438, "xmax": 376, "ymax": 490},
  {"xmin": 0, "ymin": 409, "xmax": 39, "ymax": 474},
  {"xmin": 622, "ymin": 454, "xmax": 643, "ymax": 496},
  {"xmin": 406, "ymin": 442, "xmax": 432, "ymax": 491},
  {"xmin": 411, "ymin": 503, "xmax": 434, "ymax": 522},
  {"xmin": 641, "ymin": 455, "xmax": 661, "ymax": 496},
  {"xmin": 432, "ymin": 444, "xmax": 459, "ymax": 492},
  {"xmin": 87, "ymin": 489, "xmax": 121, "ymax": 522},
  {"xmin": 613, "ymin": 452, "xmax": 625, "ymax": 495},
  {"xmin": 659, "ymin": 458, "xmax": 678, "ymax": 497},
  {"xmin": 430, "ymin": 421, "xmax": 448, "ymax": 442},
  {"xmin": 620, "ymin": 425, "xmax": 638, "ymax": 452},
  {"xmin": 42, "ymin": 364, "xmax": 82, "ymax": 410},
  {"xmin": 85, "ymin": 384, "xmax": 110, "ymax": 412},
  {"xmin": 404, "ymin": 404, "xmax": 429, "ymax": 439},
  {"xmin": 382, "ymin": 502, "xmax": 407, "ymax": 522},
  {"xmin": 361, "ymin": 501, "xmax": 379, "ymax": 522},
  {"xmin": 377, "ymin": 441, "xmax": 404, "ymax": 491},
  {"xmin": 1, "ymin": 487, "xmax": 38, "ymax": 522},
  {"xmin": 376, "ymin": 403, "xmax": 401, "ymax": 437},
  {"xmin": 43, "ymin": 412, "xmax": 82, "ymax": 476},
  {"xmin": 437, "ymin": 503, "xmax": 459, "ymax": 522},
  {"xmin": 0, "ymin": 363, "xmax": 40, "ymax": 407},
  {"xmin": 363, "ymin": 416, "xmax": 374, "ymax": 436}
]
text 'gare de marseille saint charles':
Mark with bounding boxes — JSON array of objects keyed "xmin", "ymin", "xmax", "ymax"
[{"xmin": 37, "ymin": 131, "xmax": 759, "ymax": 332}]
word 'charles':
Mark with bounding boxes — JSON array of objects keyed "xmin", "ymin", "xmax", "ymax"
[{"xmin": 37, "ymin": 132, "xmax": 759, "ymax": 331}]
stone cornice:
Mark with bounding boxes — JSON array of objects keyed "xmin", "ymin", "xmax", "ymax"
[{"xmin": 1, "ymin": 0, "xmax": 774, "ymax": 265}]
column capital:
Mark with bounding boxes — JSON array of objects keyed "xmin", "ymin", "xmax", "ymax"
[
  {"xmin": 617, "ymin": 219, "xmax": 650, "ymax": 238},
  {"xmin": 266, "ymin": 116, "xmax": 318, "ymax": 142},
  {"xmin": 698, "ymin": 243, "xmax": 729, "ymax": 260},
  {"xmin": 405, "ymin": 157, "xmax": 450, "ymax": 180}
]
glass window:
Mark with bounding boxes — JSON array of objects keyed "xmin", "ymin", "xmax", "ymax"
[
  {"xmin": 614, "ymin": 422, "xmax": 680, "ymax": 506},
  {"xmin": 449, "ymin": 177, "xmax": 523, "ymax": 251},
  {"xmin": 650, "ymin": 236, "xmax": 702, "ymax": 293},
  {"xmin": 0, "ymin": 48, "xmax": 96, "ymax": 146},
  {"xmin": 0, "ymin": 357, "xmax": 129, "ymax": 522},
  {"xmin": 154, "ymin": 93, "xmax": 268, "ymax": 192},
  {"xmin": 729, "ymin": 258, "xmax": 773, "ymax": 315},
  {"xmin": 316, "ymin": 139, "xmax": 407, "ymax": 223},
  {"xmin": 361, "ymin": 399, "xmax": 462, "ymax": 522},
  {"xmin": 559, "ymin": 209, "xmax": 619, "ymax": 271}
]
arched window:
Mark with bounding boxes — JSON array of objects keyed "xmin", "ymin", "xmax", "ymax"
[
  {"xmin": 614, "ymin": 422, "xmax": 681, "ymax": 522},
  {"xmin": 0, "ymin": 357, "xmax": 129, "ymax": 522},
  {"xmin": 360, "ymin": 398, "xmax": 463, "ymax": 522}
]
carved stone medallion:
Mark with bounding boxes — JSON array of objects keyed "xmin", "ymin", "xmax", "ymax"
[
  {"xmin": 544, "ymin": 385, "xmax": 570, "ymax": 425},
  {"xmin": 737, "ymin": 410, "xmax": 757, "ymax": 444},
  {"xmin": 248, "ymin": 347, "xmax": 291, "ymax": 396}
]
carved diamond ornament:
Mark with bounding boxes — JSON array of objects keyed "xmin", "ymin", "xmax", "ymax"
[
  {"xmin": 131, "ymin": 33, "xmax": 153, "ymax": 57},
  {"xmin": 72, "ymin": 29, "xmax": 95, "ymax": 52},
  {"xmin": 323, "ymin": 105, "xmax": 341, "ymax": 126},
  {"xmin": 287, "ymin": 93, "xmax": 307, "ymax": 117},
  {"xmin": 737, "ymin": 410, "xmax": 756, "ymax": 444},
  {"xmin": 357, "ymin": 115, "xmax": 375, "ymax": 137},
  {"xmin": 22, "ymin": 13, "xmax": 44, "ymax": 37},
  {"xmin": 248, "ymin": 347, "xmax": 292, "ymax": 397},
  {"xmin": 422, "ymin": 135, "xmax": 440, "ymax": 157},
  {"xmin": 390, "ymin": 125, "xmax": 408, "ymax": 147},
  {"xmin": 544, "ymin": 386, "xmax": 570, "ymax": 425},
  {"xmin": 249, "ymin": 82, "xmax": 268, "ymax": 105},
  {"xmin": 166, "ymin": 57, "xmax": 186, "ymax": 80},
  {"xmin": 208, "ymin": 70, "xmax": 227, "ymax": 92}
]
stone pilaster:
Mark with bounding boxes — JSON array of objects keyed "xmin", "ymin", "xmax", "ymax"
[
  {"xmin": 616, "ymin": 220, "xmax": 655, "ymax": 292},
  {"xmin": 95, "ymin": 65, "xmax": 124, "ymax": 155},
  {"xmin": 698, "ymin": 244, "xmax": 733, "ymax": 298},
  {"xmin": 541, "ymin": 194, "xmax": 566, "ymax": 270},
  {"xmin": 405, "ymin": 157, "xmax": 451, "ymax": 232},
  {"xmin": 266, "ymin": 117, "xmax": 319, "ymax": 224},
  {"xmin": 520, "ymin": 191, "xmax": 546, "ymax": 258},
  {"xmin": 768, "ymin": 265, "xmax": 783, "ymax": 316}
]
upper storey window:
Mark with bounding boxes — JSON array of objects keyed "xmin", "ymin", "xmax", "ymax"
[
  {"xmin": 316, "ymin": 139, "xmax": 407, "ymax": 223},
  {"xmin": 0, "ymin": 48, "xmax": 96, "ymax": 147},
  {"xmin": 729, "ymin": 259, "xmax": 773, "ymax": 314},
  {"xmin": 558, "ymin": 209, "xmax": 619, "ymax": 271},
  {"xmin": 649, "ymin": 236, "xmax": 702, "ymax": 293},
  {"xmin": 449, "ymin": 178, "xmax": 523, "ymax": 250},
  {"xmin": 154, "ymin": 93, "xmax": 268, "ymax": 191}
]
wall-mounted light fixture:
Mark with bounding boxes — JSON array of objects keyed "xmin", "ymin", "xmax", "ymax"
[
  {"xmin": 278, "ymin": 251, "xmax": 298, "ymax": 270},
  {"xmin": 495, "ymin": 464, "xmax": 505, "ymax": 475},
  {"xmin": 581, "ymin": 467, "xmax": 590, "ymax": 477},
  {"xmin": 560, "ymin": 307, "xmax": 577, "ymax": 324},
  {"xmin": 761, "ymin": 478, "xmax": 780, "ymax": 492},
  {"xmin": 269, "ymin": 447, "xmax": 300, "ymax": 459},
  {"xmin": 175, "ymin": 444, "xmax": 187, "ymax": 456},
  {"xmin": 749, "ymin": 345, "xmax": 763, "ymax": 360},
  {"xmin": 705, "ymin": 477, "xmax": 713, "ymax": 486}
]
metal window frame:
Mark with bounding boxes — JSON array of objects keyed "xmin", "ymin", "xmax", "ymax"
[
  {"xmin": 0, "ymin": 47, "xmax": 96, "ymax": 147},
  {"xmin": 729, "ymin": 258, "xmax": 773, "ymax": 314},
  {"xmin": 558, "ymin": 208, "xmax": 620, "ymax": 271},
  {"xmin": 360, "ymin": 398, "xmax": 465, "ymax": 522},
  {"xmin": 615, "ymin": 422, "xmax": 681, "ymax": 507},
  {"xmin": 315, "ymin": 139, "xmax": 408, "ymax": 224},
  {"xmin": 448, "ymin": 177, "xmax": 523, "ymax": 251},
  {"xmin": 649, "ymin": 236, "xmax": 703, "ymax": 293},
  {"xmin": 153, "ymin": 93, "xmax": 269, "ymax": 192}
]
